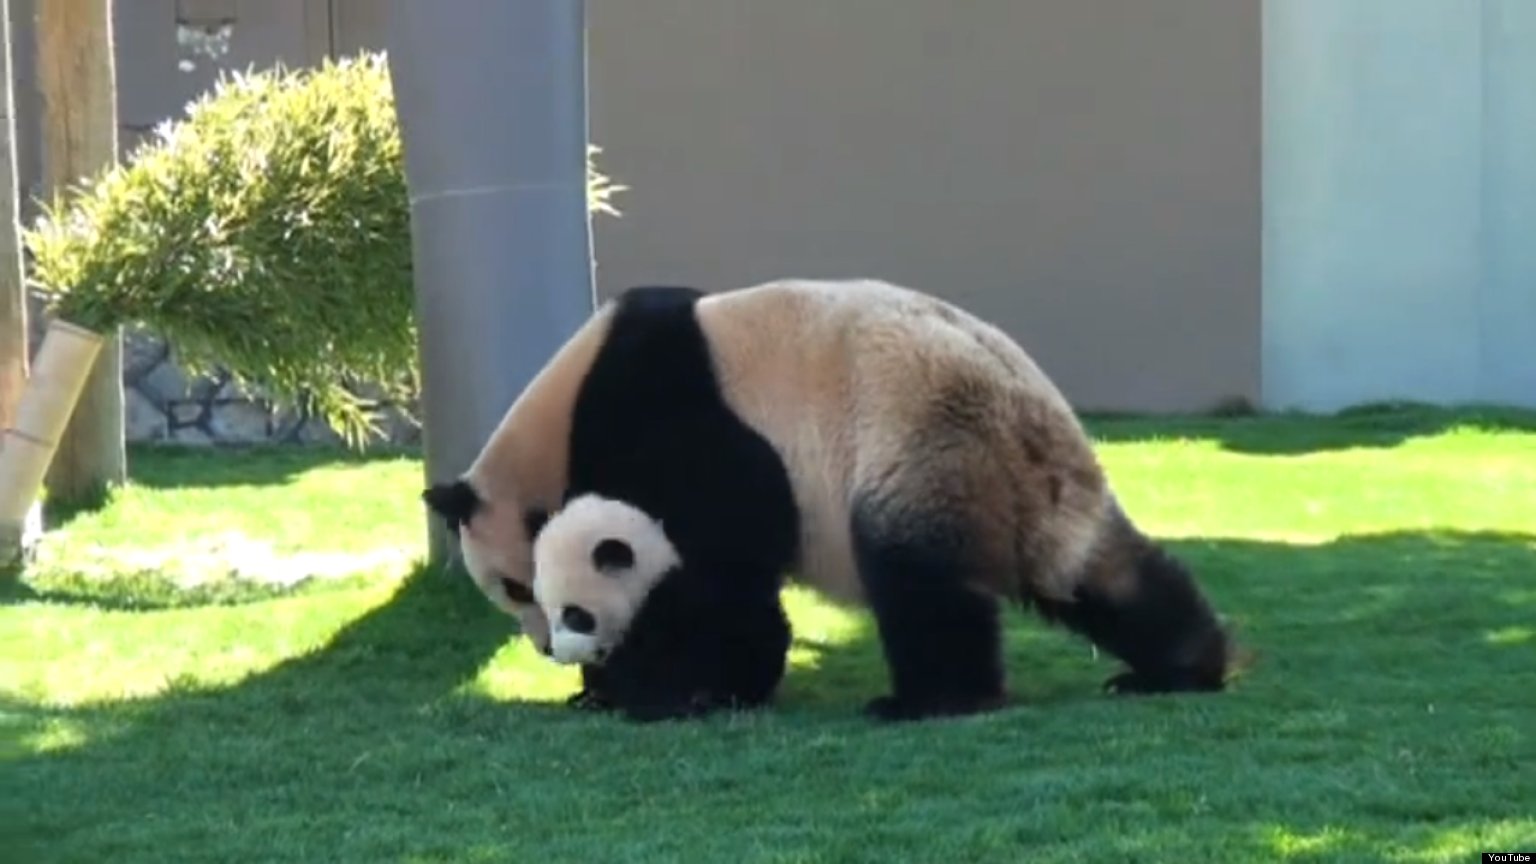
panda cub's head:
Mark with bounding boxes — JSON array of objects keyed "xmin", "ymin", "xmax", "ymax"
[{"xmin": 532, "ymin": 493, "xmax": 683, "ymax": 665}]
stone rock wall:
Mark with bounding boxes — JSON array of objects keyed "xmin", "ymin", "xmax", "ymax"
[
  {"xmin": 122, "ymin": 326, "xmax": 422, "ymax": 447},
  {"xmin": 26, "ymin": 305, "xmax": 420, "ymax": 447}
]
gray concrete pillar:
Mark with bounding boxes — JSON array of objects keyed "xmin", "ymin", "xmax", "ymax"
[{"xmin": 386, "ymin": 1, "xmax": 596, "ymax": 563}]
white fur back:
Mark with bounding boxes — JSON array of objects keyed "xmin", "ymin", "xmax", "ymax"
[{"xmin": 696, "ymin": 278, "xmax": 1110, "ymax": 604}]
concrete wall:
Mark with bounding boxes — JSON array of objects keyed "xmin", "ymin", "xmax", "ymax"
[
  {"xmin": 1263, "ymin": 0, "xmax": 1536, "ymax": 410},
  {"xmin": 587, "ymin": 0, "xmax": 1262, "ymax": 412},
  {"xmin": 16, "ymin": 0, "xmax": 1265, "ymax": 421},
  {"xmin": 1481, "ymin": 1, "xmax": 1536, "ymax": 407},
  {"xmin": 16, "ymin": 0, "xmax": 1531, "ymax": 421},
  {"xmin": 9, "ymin": 0, "xmax": 333, "ymax": 221}
]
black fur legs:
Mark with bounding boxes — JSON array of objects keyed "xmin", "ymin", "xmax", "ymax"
[
  {"xmin": 566, "ymin": 664, "xmax": 616, "ymax": 712},
  {"xmin": 852, "ymin": 503, "xmax": 1009, "ymax": 723},
  {"xmin": 1038, "ymin": 541, "xmax": 1231, "ymax": 696},
  {"xmin": 569, "ymin": 568, "xmax": 792, "ymax": 723}
]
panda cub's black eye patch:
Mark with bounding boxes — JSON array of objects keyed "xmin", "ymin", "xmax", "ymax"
[{"xmin": 592, "ymin": 538, "xmax": 635, "ymax": 573}]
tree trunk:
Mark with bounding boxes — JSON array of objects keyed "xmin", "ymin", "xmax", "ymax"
[
  {"xmin": 36, "ymin": 0, "xmax": 124, "ymax": 506},
  {"xmin": 0, "ymin": 0, "xmax": 25, "ymax": 434}
]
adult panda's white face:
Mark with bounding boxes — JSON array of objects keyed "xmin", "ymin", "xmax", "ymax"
[
  {"xmin": 423, "ymin": 477, "xmax": 553, "ymax": 653},
  {"xmin": 531, "ymin": 493, "xmax": 682, "ymax": 665}
]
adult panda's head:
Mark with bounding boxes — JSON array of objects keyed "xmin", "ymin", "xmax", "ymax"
[
  {"xmin": 529, "ymin": 493, "xmax": 683, "ymax": 665},
  {"xmin": 422, "ymin": 476, "xmax": 553, "ymax": 652},
  {"xmin": 420, "ymin": 301, "xmax": 621, "ymax": 655}
]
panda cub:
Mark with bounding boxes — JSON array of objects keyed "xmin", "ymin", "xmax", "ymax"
[{"xmin": 532, "ymin": 493, "xmax": 792, "ymax": 722}]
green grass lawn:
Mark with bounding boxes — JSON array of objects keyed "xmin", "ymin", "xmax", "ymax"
[{"xmin": 3, "ymin": 406, "xmax": 1534, "ymax": 863}]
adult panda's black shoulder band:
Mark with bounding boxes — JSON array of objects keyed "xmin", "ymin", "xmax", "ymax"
[{"xmin": 612, "ymin": 284, "xmax": 707, "ymax": 309}]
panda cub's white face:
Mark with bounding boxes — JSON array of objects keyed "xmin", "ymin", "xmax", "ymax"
[{"xmin": 531, "ymin": 493, "xmax": 682, "ymax": 665}]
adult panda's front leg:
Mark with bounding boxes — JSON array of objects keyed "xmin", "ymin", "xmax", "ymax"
[
  {"xmin": 585, "ymin": 588, "xmax": 744, "ymax": 722},
  {"xmin": 566, "ymin": 664, "xmax": 617, "ymax": 711},
  {"xmin": 850, "ymin": 496, "xmax": 1010, "ymax": 722},
  {"xmin": 599, "ymin": 570, "xmax": 791, "ymax": 723},
  {"xmin": 597, "ymin": 648, "xmax": 724, "ymax": 723}
]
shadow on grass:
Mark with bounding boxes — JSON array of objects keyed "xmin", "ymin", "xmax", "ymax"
[
  {"xmin": 3, "ymin": 529, "xmax": 1534, "ymax": 862},
  {"xmin": 1083, "ymin": 402, "xmax": 1536, "ymax": 456},
  {"xmin": 122, "ymin": 442, "xmax": 422, "ymax": 491},
  {"xmin": 37, "ymin": 442, "xmax": 424, "ymax": 530},
  {"xmin": 0, "ymin": 570, "xmax": 380, "ymax": 612},
  {"xmin": 33, "ymin": 444, "xmax": 421, "ymax": 530}
]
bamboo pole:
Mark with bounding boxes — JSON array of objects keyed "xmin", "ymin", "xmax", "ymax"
[
  {"xmin": 0, "ymin": 0, "xmax": 25, "ymax": 435},
  {"xmin": 0, "ymin": 0, "xmax": 38, "ymax": 571},
  {"xmin": 0, "ymin": 319, "xmax": 103, "ymax": 563},
  {"xmin": 36, "ymin": 0, "xmax": 124, "ymax": 507}
]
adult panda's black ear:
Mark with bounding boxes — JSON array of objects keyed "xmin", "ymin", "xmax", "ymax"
[
  {"xmin": 421, "ymin": 479, "xmax": 483, "ymax": 534},
  {"xmin": 592, "ymin": 538, "xmax": 635, "ymax": 573}
]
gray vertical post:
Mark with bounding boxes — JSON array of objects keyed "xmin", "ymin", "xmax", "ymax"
[{"xmin": 386, "ymin": 1, "xmax": 596, "ymax": 564}]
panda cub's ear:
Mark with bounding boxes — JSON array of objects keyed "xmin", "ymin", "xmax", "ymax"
[{"xmin": 592, "ymin": 538, "xmax": 635, "ymax": 573}]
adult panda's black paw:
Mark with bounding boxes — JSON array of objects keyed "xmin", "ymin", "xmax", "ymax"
[
  {"xmin": 566, "ymin": 687, "xmax": 614, "ymax": 711},
  {"xmin": 1102, "ymin": 671, "xmax": 1154, "ymax": 695},
  {"xmin": 862, "ymin": 696, "xmax": 916, "ymax": 722},
  {"xmin": 617, "ymin": 691, "xmax": 729, "ymax": 724},
  {"xmin": 862, "ymin": 693, "xmax": 1007, "ymax": 723},
  {"xmin": 617, "ymin": 703, "xmax": 692, "ymax": 724},
  {"xmin": 1103, "ymin": 668, "xmax": 1227, "ymax": 696}
]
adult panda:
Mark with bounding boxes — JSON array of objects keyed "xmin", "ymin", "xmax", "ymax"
[{"xmin": 423, "ymin": 278, "xmax": 1236, "ymax": 721}]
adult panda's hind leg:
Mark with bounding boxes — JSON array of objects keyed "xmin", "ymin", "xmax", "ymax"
[
  {"xmin": 850, "ymin": 493, "xmax": 1009, "ymax": 722},
  {"xmin": 1034, "ymin": 520, "xmax": 1234, "ymax": 696}
]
